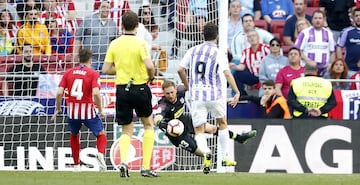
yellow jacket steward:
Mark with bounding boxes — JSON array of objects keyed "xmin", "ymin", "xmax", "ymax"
[{"xmin": 291, "ymin": 76, "xmax": 332, "ymax": 117}]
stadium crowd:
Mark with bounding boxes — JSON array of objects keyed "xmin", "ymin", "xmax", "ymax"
[{"xmin": 0, "ymin": 0, "xmax": 359, "ymax": 118}]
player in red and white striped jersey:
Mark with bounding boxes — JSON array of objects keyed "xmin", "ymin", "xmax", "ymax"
[{"xmin": 52, "ymin": 48, "xmax": 107, "ymax": 172}]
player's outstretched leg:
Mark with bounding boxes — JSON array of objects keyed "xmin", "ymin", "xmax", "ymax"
[
  {"xmin": 96, "ymin": 152, "xmax": 106, "ymax": 172},
  {"xmin": 119, "ymin": 163, "xmax": 130, "ymax": 178},
  {"xmin": 140, "ymin": 168, "xmax": 159, "ymax": 177},
  {"xmin": 203, "ymin": 152, "xmax": 212, "ymax": 174},
  {"xmin": 234, "ymin": 130, "xmax": 257, "ymax": 144}
]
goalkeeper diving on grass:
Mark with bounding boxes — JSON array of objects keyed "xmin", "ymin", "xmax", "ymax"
[{"xmin": 154, "ymin": 80, "xmax": 257, "ymax": 157}]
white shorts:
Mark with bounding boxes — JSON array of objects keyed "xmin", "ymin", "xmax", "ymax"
[{"xmin": 191, "ymin": 99, "xmax": 226, "ymax": 128}]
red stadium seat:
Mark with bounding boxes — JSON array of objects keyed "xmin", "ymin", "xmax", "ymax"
[
  {"xmin": 0, "ymin": 55, "xmax": 22, "ymax": 63},
  {"xmin": 0, "ymin": 56, "xmax": 18, "ymax": 96},
  {"xmin": 0, "ymin": 54, "xmax": 74, "ymax": 73},
  {"xmin": 254, "ymin": 19, "xmax": 268, "ymax": 31},
  {"xmin": 282, "ymin": 45, "xmax": 292, "ymax": 57},
  {"xmin": 272, "ymin": 33, "xmax": 280, "ymax": 40},
  {"xmin": 310, "ymin": 0, "xmax": 320, "ymax": 7},
  {"xmin": 39, "ymin": 54, "xmax": 74, "ymax": 72},
  {"xmin": 0, "ymin": 55, "xmax": 22, "ymax": 74},
  {"xmin": 270, "ymin": 20, "xmax": 286, "ymax": 45},
  {"xmin": 305, "ymin": 7, "xmax": 318, "ymax": 16}
]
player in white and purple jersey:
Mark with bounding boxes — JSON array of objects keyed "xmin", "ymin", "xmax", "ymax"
[
  {"xmin": 178, "ymin": 23, "xmax": 240, "ymax": 174},
  {"xmin": 295, "ymin": 10, "xmax": 335, "ymax": 76}
]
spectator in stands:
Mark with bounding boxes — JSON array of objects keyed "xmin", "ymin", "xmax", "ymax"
[
  {"xmin": 320, "ymin": 0, "xmax": 355, "ymax": 43},
  {"xmin": 150, "ymin": 24, "xmax": 167, "ymax": 74},
  {"xmin": 2, "ymin": 44, "xmax": 46, "ymax": 96},
  {"xmin": 40, "ymin": 0, "xmax": 64, "ymax": 28},
  {"xmin": 323, "ymin": 58, "xmax": 350, "ymax": 90},
  {"xmin": 0, "ymin": 9, "xmax": 19, "ymax": 47},
  {"xmin": 0, "ymin": 0, "xmax": 19, "ymax": 22},
  {"xmin": 46, "ymin": 18, "xmax": 72, "ymax": 54},
  {"xmin": 93, "ymin": 0, "xmax": 130, "ymax": 33},
  {"xmin": 293, "ymin": 17, "xmax": 311, "ymax": 41},
  {"xmin": 138, "ymin": 5, "xmax": 156, "ymax": 32},
  {"xmin": 228, "ymin": 0, "xmax": 243, "ymax": 50},
  {"xmin": 136, "ymin": 5, "xmax": 154, "ymax": 52},
  {"xmin": 150, "ymin": 24, "xmax": 159, "ymax": 41},
  {"xmin": 150, "ymin": 24, "xmax": 161, "ymax": 51},
  {"xmin": 294, "ymin": 10, "xmax": 336, "ymax": 77},
  {"xmin": 74, "ymin": 0, "xmax": 118, "ymax": 72},
  {"xmin": 160, "ymin": 0, "xmax": 175, "ymax": 30},
  {"xmin": 259, "ymin": 37, "xmax": 288, "ymax": 95},
  {"xmin": 171, "ymin": 0, "xmax": 207, "ymax": 58},
  {"xmin": 16, "ymin": 6, "xmax": 51, "ymax": 55},
  {"xmin": 239, "ymin": 80, "xmax": 291, "ymax": 118},
  {"xmin": 287, "ymin": 63, "xmax": 337, "ymax": 119},
  {"xmin": 275, "ymin": 47, "xmax": 304, "ymax": 99},
  {"xmin": 229, "ymin": 0, "xmax": 261, "ymax": 20},
  {"xmin": 230, "ymin": 30, "xmax": 270, "ymax": 96},
  {"xmin": 283, "ymin": 0, "xmax": 312, "ymax": 46},
  {"xmin": 147, "ymin": 20, "xmax": 166, "ymax": 72},
  {"xmin": 0, "ymin": 26, "xmax": 13, "ymax": 55},
  {"xmin": 57, "ymin": 0, "xmax": 77, "ymax": 34},
  {"xmin": 261, "ymin": 0, "xmax": 294, "ymax": 24},
  {"xmin": 337, "ymin": 8, "xmax": 360, "ymax": 75},
  {"xmin": 231, "ymin": 14, "xmax": 273, "ymax": 63},
  {"xmin": 16, "ymin": 0, "xmax": 41, "ymax": 24}
]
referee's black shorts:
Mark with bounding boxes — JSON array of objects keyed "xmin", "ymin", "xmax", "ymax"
[{"xmin": 116, "ymin": 84, "xmax": 152, "ymax": 125}]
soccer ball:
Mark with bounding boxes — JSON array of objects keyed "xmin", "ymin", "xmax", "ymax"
[{"xmin": 167, "ymin": 119, "xmax": 185, "ymax": 137}]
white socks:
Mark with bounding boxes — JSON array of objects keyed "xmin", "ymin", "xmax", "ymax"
[
  {"xmin": 195, "ymin": 133, "xmax": 211, "ymax": 154},
  {"xmin": 218, "ymin": 128, "xmax": 229, "ymax": 158}
]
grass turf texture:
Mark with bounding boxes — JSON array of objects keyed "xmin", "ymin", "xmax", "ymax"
[{"xmin": 1, "ymin": 171, "xmax": 360, "ymax": 185}]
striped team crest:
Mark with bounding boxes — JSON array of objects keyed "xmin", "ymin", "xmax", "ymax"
[
  {"xmin": 340, "ymin": 90, "xmax": 360, "ymax": 120},
  {"xmin": 349, "ymin": 96, "xmax": 360, "ymax": 120},
  {"xmin": 329, "ymin": 90, "xmax": 360, "ymax": 120}
]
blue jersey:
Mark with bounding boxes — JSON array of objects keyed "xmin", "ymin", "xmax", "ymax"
[
  {"xmin": 338, "ymin": 26, "xmax": 360, "ymax": 71},
  {"xmin": 261, "ymin": 0, "xmax": 294, "ymax": 20}
]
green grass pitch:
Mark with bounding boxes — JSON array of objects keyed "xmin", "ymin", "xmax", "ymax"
[{"xmin": 1, "ymin": 171, "xmax": 360, "ymax": 185}]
